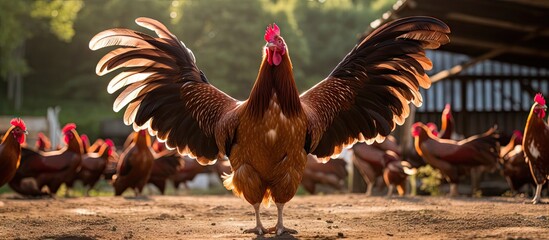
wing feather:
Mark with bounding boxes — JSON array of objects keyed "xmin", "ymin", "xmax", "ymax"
[
  {"xmin": 91, "ymin": 17, "xmax": 239, "ymax": 164},
  {"xmin": 301, "ymin": 16, "xmax": 450, "ymax": 158}
]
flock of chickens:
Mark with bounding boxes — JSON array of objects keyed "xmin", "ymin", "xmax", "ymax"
[
  {"xmin": 2, "ymin": 96, "xmax": 546, "ymax": 201},
  {"xmin": 1, "ymin": 16, "xmax": 548, "ymax": 235},
  {"xmin": 351, "ymin": 98, "xmax": 548, "ymax": 202},
  {"xmin": 0, "ymin": 122, "xmax": 348, "ymax": 197}
]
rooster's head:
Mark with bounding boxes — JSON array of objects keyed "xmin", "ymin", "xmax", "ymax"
[
  {"xmin": 512, "ymin": 130, "xmax": 523, "ymax": 144},
  {"xmin": 9, "ymin": 118, "xmax": 27, "ymax": 144},
  {"xmin": 264, "ymin": 23, "xmax": 286, "ymax": 66},
  {"xmin": 105, "ymin": 139, "xmax": 115, "ymax": 156},
  {"xmin": 62, "ymin": 123, "xmax": 77, "ymax": 144},
  {"xmin": 443, "ymin": 103, "xmax": 453, "ymax": 120},
  {"xmin": 426, "ymin": 122, "xmax": 438, "ymax": 137},
  {"xmin": 533, "ymin": 93, "xmax": 547, "ymax": 119},
  {"xmin": 80, "ymin": 134, "xmax": 90, "ymax": 147},
  {"xmin": 411, "ymin": 122, "xmax": 424, "ymax": 137}
]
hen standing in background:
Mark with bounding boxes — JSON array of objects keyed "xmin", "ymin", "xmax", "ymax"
[
  {"xmin": 499, "ymin": 130, "xmax": 533, "ymax": 195},
  {"xmin": 301, "ymin": 155, "xmax": 347, "ymax": 194},
  {"xmin": 0, "ymin": 118, "xmax": 27, "ymax": 187},
  {"xmin": 113, "ymin": 130, "xmax": 154, "ymax": 196},
  {"xmin": 438, "ymin": 104, "xmax": 454, "ymax": 139},
  {"xmin": 523, "ymin": 93, "xmax": 549, "ymax": 204},
  {"xmin": 412, "ymin": 122, "xmax": 499, "ymax": 196},
  {"xmin": 77, "ymin": 139, "xmax": 116, "ymax": 196},
  {"xmin": 91, "ymin": 16, "xmax": 449, "ymax": 235},
  {"xmin": 148, "ymin": 139, "xmax": 182, "ymax": 195},
  {"xmin": 10, "ymin": 123, "xmax": 83, "ymax": 196}
]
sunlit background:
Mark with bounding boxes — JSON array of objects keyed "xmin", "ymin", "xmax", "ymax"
[
  {"xmin": 0, "ymin": 0, "xmax": 396, "ymax": 140},
  {"xmin": 1, "ymin": 0, "xmax": 548, "ymax": 197}
]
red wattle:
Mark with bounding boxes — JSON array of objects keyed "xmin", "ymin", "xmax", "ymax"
[{"xmin": 273, "ymin": 51, "xmax": 282, "ymax": 66}]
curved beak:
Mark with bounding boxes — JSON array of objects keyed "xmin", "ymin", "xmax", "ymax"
[{"xmin": 24, "ymin": 130, "xmax": 28, "ymax": 135}]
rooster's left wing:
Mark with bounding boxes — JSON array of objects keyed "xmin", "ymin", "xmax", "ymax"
[{"xmin": 300, "ymin": 16, "xmax": 450, "ymax": 161}]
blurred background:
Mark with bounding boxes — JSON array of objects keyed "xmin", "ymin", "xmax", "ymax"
[
  {"xmin": 0, "ymin": 0, "xmax": 397, "ymax": 141},
  {"xmin": 1, "ymin": 0, "xmax": 548, "ymax": 196}
]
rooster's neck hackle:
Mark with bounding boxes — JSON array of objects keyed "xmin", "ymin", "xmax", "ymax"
[
  {"xmin": 68, "ymin": 130, "xmax": 84, "ymax": 154},
  {"xmin": 135, "ymin": 131, "xmax": 152, "ymax": 149},
  {"xmin": 247, "ymin": 52, "xmax": 302, "ymax": 119},
  {"xmin": 1, "ymin": 126, "xmax": 17, "ymax": 145}
]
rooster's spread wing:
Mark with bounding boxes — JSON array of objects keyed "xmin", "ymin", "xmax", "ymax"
[
  {"xmin": 90, "ymin": 17, "xmax": 239, "ymax": 165},
  {"xmin": 300, "ymin": 16, "xmax": 450, "ymax": 160}
]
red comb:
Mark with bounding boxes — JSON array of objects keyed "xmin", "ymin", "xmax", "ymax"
[
  {"xmin": 62, "ymin": 123, "xmax": 76, "ymax": 134},
  {"xmin": 80, "ymin": 134, "xmax": 89, "ymax": 143},
  {"xmin": 105, "ymin": 139, "xmax": 115, "ymax": 148},
  {"xmin": 512, "ymin": 130, "xmax": 523, "ymax": 138},
  {"xmin": 534, "ymin": 93, "xmax": 545, "ymax": 106},
  {"xmin": 10, "ymin": 118, "xmax": 26, "ymax": 131},
  {"xmin": 264, "ymin": 23, "xmax": 280, "ymax": 42}
]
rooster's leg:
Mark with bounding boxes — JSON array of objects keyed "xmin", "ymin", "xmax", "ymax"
[
  {"xmin": 244, "ymin": 203, "xmax": 267, "ymax": 235},
  {"xmin": 449, "ymin": 183, "xmax": 459, "ymax": 197},
  {"xmin": 268, "ymin": 202, "xmax": 297, "ymax": 236},
  {"xmin": 366, "ymin": 183, "xmax": 374, "ymax": 196},
  {"xmin": 386, "ymin": 184, "xmax": 394, "ymax": 197},
  {"xmin": 531, "ymin": 184, "xmax": 543, "ymax": 204},
  {"xmin": 85, "ymin": 187, "xmax": 91, "ymax": 197}
]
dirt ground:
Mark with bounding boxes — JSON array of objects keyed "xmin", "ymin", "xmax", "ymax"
[{"xmin": 0, "ymin": 194, "xmax": 548, "ymax": 240}]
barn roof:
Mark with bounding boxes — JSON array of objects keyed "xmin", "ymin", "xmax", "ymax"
[{"xmin": 368, "ymin": 0, "xmax": 549, "ymax": 70}]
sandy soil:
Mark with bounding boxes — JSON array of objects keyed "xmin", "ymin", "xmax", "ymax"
[{"xmin": 0, "ymin": 194, "xmax": 548, "ymax": 239}]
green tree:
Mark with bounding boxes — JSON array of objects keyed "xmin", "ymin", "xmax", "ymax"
[
  {"xmin": 170, "ymin": 0, "xmax": 309, "ymax": 99},
  {"xmin": 1, "ymin": 0, "xmax": 397, "ymax": 139},
  {"xmin": 0, "ymin": 0, "xmax": 83, "ymax": 110}
]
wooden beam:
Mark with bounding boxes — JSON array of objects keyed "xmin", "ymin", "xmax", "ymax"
[
  {"xmin": 430, "ymin": 49, "xmax": 506, "ymax": 83},
  {"xmin": 447, "ymin": 12, "xmax": 549, "ymax": 37},
  {"xmin": 443, "ymin": 75, "xmax": 549, "ymax": 81},
  {"xmin": 450, "ymin": 36, "xmax": 549, "ymax": 59}
]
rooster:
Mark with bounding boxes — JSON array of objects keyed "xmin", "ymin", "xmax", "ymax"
[
  {"xmin": 0, "ymin": 118, "xmax": 27, "ymax": 187},
  {"xmin": 10, "ymin": 123, "xmax": 83, "ymax": 196},
  {"xmin": 148, "ymin": 139, "xmax": 182, "ymax": 194},
  {"xmin": 523, "ymin": 93, "xmax": 549, "ymax": 204},
  {"xmin": 412, "ymin": 122, "xmax": 499, "ymax": 196},
  {"xmin": 352, "ymin": 143, "xmax": 385, "ymax": 196},
  {"xmin": 90, "ymin": 16, "xmax": 449, "ymax": 235},
  {"xmin": 439, "ymin": 104, "xmax": 454, "ymax": 139},
  {"xmin": 76, "ymin": 139, "xmax": 116, "ymax": 196},
  {"xmin": 112, "ymin": 130, "xmax": 154, "ymax": 196},
  {"xmin": 382, "ymin": 150, "xmax": 415, "ymax": 197},
  {"xmin": 301, "ymin": 155, "xmax": 347, "ymax": 194},
  {"xmin": 353, "ymin": 136, "xmax": 411, "ymax": 196}
]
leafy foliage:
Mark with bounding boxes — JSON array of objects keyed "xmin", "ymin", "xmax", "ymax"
[{"xmin": 417, "ymin": 165, "xmax": 443, "ymax": 196}]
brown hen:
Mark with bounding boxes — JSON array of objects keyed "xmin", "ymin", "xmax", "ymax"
[
  {"xmin": 412, "ymin": 122, "xmax": 499, "ymax": 196},
  {"xmin": 113, "ymin": 130, "xmax": 154, "ymax": 196},
  {"xmin": 0, "ymin": 118, "xmax": 27, "ymax": 187}
]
